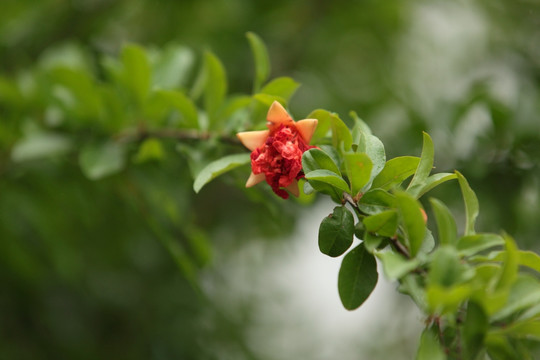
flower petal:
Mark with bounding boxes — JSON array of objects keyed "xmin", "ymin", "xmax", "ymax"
[
  {"xmin": 285, "ymin": 179, "xmax": 300, "ymax": 197},
  {"xmin": 236, "ymin": 130, "xmax": 269, "ymax": 151},
  {"xmin": 295, "ymin": 119, "xmax": 318, "ymax": 143},
  {"xmin": 267, "ymin": 101, "xmax": 293, "ymax": 126},
  {"xmin": 246, "ymin": 172, "xmax": 265, "ymax": 187}
]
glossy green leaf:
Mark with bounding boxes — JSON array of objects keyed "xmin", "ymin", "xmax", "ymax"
[
  {"xmin": 121, "ymin": 44, "xmax": 151, "ymax": 105},
  {"xmin": 396, "ymin": 192, "xmax": 426, "ymax": 257},
  {"xmin": 407, "ymin": 132, "xmax": 434, "ymax": 194},
  {"xmin": 302, "ymin": 148, "xmax": 340, "ymax": 175},
  {"xmin": 362, "ymin": 134, "xmax": 386, "ymax": 182},
  {"xmin": 363, "ymin": 210, "xmax": 398, "ymax": 237},
  {"xmin": 416, "ymin": 328, "xmax": 446, "ymax": 360},
  {"xmin": 11, "ymin": 131, "xmax": 72, "ymax": 162},
  {"xmin": 456, "ymin": 171, "xmax": 479, "ymax": 236},
  {"xmin": 343, "ymin": 152, "xmax": 372, "ymax": 195},
  {"xmin": 429, "ymin": 198, "xmax": 458, "ymax": 246},
  {"xmin": 305, "ymin": 169, "xmax": 350, "ymax": 194},
  {"xmin": 202, "ymin": 51, "xmax": 227, "ymax": 128},
  {"xmin": 193, "ymin": 153, "xmax": 250, "ymax": 193},
  {"xmin": 415, "ymin": 173, "xmax": 457, "ymax": 198},
  {"xmin": 330, "ymin": 112, "xmax": 353, "ymax": 151},
  {"xmin": 375, "ymin": 251, "xmax": 420, "ymax": 280},
  {"xmin": 246, "ymin": 32, "xmax": 270, "ymax": 93},
  {"xmin": 338, "ymin": 244, "xmax": 378, "ymax": 310},
  {"xmin": 307, "ymin": 109, "xmax": 333, "ymax": 143},
  {"xmin": 457, "ymin": 234, "xmax": 505, "ymax": 257},
  {"xmin": 305, "ymin": 179, "xmax": 343, "ymax": 203},
  {"xmin": 350, "ymin": 110, "xmax": 372, "ymax": 140},
  {"xmin": 371, "ymin": 156, "xmax": 421, "ymax": 190},
  {"xmin": 79, "ymin": 141, "xmax": 126, "ymax": 180},
  {"xmin": 462, "ymin": 301, "xmax": 488, "ymax": 360},
  {"xmin": 358, "ymin": 189, "xmax": 395, "ymax": 215},
  {"xmin": 259, "ymin": 77, "xmax": 300, "ymax": 102},
  {"xmin": 318, "ymin": 206, "xmax": 355, "ymax": 257}
]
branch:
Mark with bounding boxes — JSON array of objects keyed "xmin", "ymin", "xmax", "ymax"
[
  {"xmin": 390, "ymin": 236, "xmax": 411, "ymax": 259},
  {"xmin": 115, "ymin": 128, "xmax": 242, "ymax": 146}
]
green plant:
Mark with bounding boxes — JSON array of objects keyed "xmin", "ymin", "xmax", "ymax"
[{"xmin": 2, "ymin": 32, "xmax": 540, "ymax": 359}]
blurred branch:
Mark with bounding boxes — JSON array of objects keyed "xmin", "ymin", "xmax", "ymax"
[{"xmin": 115, "ymin": 128, "xmax": 242, "ymax": 146}]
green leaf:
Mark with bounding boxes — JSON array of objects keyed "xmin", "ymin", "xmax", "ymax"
[
  {"xmin": 495, "ymin": 317, "xmax": 540, "ymax": 341},
  {"xmin": 121, "ymin": 44, "xmax": 151, "ymax": 105},
  {"xmin": 305, "ymin": 169, "xmax": 350, "ymax": 194},
  {"xmin": 151, "ymin": 44, "xmax": 195, "ymax": 90},
  {"xmin": 426, "ymin": 283, "xmax": 473, "ymax": 315},
  {"xmin": 486, "ymin": 334, "xmax": 522, "ymax": 360},
  {"xmin": 416, "ymin": 328, "xmax": 447, "ymax": 360},
  {"xmin": 318, "ymin": 206, "xmax": 355, "ymax": 257},
  {"xmin": 350, "ymin": 111, "xmax": 372, "ymax": 139},
  {"xmin": 253, "ymin": 93, "xmax": 286, "ymax": 107},
  {"xmin": 495, "ymin": 234, "xmax": 519, "ymax": 291},
  {"xmin": 246, "ymin": 32, "xmax": 270, "ymax": 93},
  {"xmin": 363, "ymin": 210, "xmax": 398, "ymax": 237},
  {"xmin": 415, "ymin": 173, "xmax": 457, "ymax": 198},
  {"xmin": 202, "ymin": 51, "xmax": 227, "ymax": 128},
  {"xmin": 363, "ymin": 232, "xmax": 385, "ymax": 253},
  {"xmin": 516, "ymin": 251, "xmax": 540, "ymax": 273},
  {"xmin": 193, "ymin": 153, "xmax": 250, "ymax": 193},
  {"xmin": 429, "ymin": 198, "xmax": 458, "ymax": 246},
  {"xmin": 371, "ymin": 156, "xmax": 421, "ymax": 190},
  {"xmin": 407, "ymin": 132, "xmax": 434, "ymax": 194},
  {"xmin": 302, "ymin": 148, "xmax": 340, "ymax": 175},
  {"xmin": 11, "ymin": 131, "xmax": 72, "ymax": 162},
  {"xmin": 456, "ymin": 171, "xmax": 479, "ymax": 236},
  {"xmin": 462, "ymin": 302, "xmax": 488, "ymax": 360},
  {"xmin": 330, "ymin": 112, "xmax": 353, "ymax": 151},
  {"xmin": 79, "ymin": 141, "xmax": 126, "ymax": 180},
  {"xmin": 357, "ymin": 189, "xmax": 395, "ymax": 215},
  {"xmin": 472, "ymin": 250, "xmax": 540, "ymax": 274},
  {"xmin": 429, "ymin": 246, "xmax": 466, "ymax": 287},
  {"xmin": 338, "ymin": 244, "xmax": 378, "ymax": 310},
  {"xmin": 362, "ymin": 133, "xmax": 386, "ymax": 182},
  {"xmin": 133, "ymin": 138, "xmax": 165, "ymax": 163},
  {"xmin": 492, "ymin": 275, "xmax": 540, "ymax": 322},
  {"xmin": 259, "ymin": 77, "xmax": 300, "ymax": 102},
  {"xmin": 150, "ymin": 89, "xmax": 199, "ymax": 129},
  {"xmin": 343, "ymin": 152, "xmax": 373, "ymax": 196},
  {"xmin": 456, "ymin": 234, "xmax": 505, "ymax": 257},
  {"xmin": 307, "ymin": 109, "xmax": 332, "ymax": 143},
  {"xmin": 375, "ymin": 251, "xmax": 420, "ymax": 280},
  {"xmin": 396, "ymin": 192, "xmax": 426, "ymax": 257},
  {"xmin": 305, "ymin": 179, "xmax": 343, "ymax": 203}
]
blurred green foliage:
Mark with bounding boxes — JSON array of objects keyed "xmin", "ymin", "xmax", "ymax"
[{"xmin": 1, "ymin": 0, "xmax": 539, "ymax": 359}]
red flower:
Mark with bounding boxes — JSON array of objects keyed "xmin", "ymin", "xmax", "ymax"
[{"xmin": 237, "ymin": 102, "xmax": 317, "ymax": 199}]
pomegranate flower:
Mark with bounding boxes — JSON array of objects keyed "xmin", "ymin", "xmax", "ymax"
[{"xmin": 236, "ymin": 101, "xmax": 318, "ymax": 199}]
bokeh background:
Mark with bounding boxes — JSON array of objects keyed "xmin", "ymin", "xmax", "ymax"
[{"xmin": 1, "ymin": 0, "xmax": 539, "ymax": 359}]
